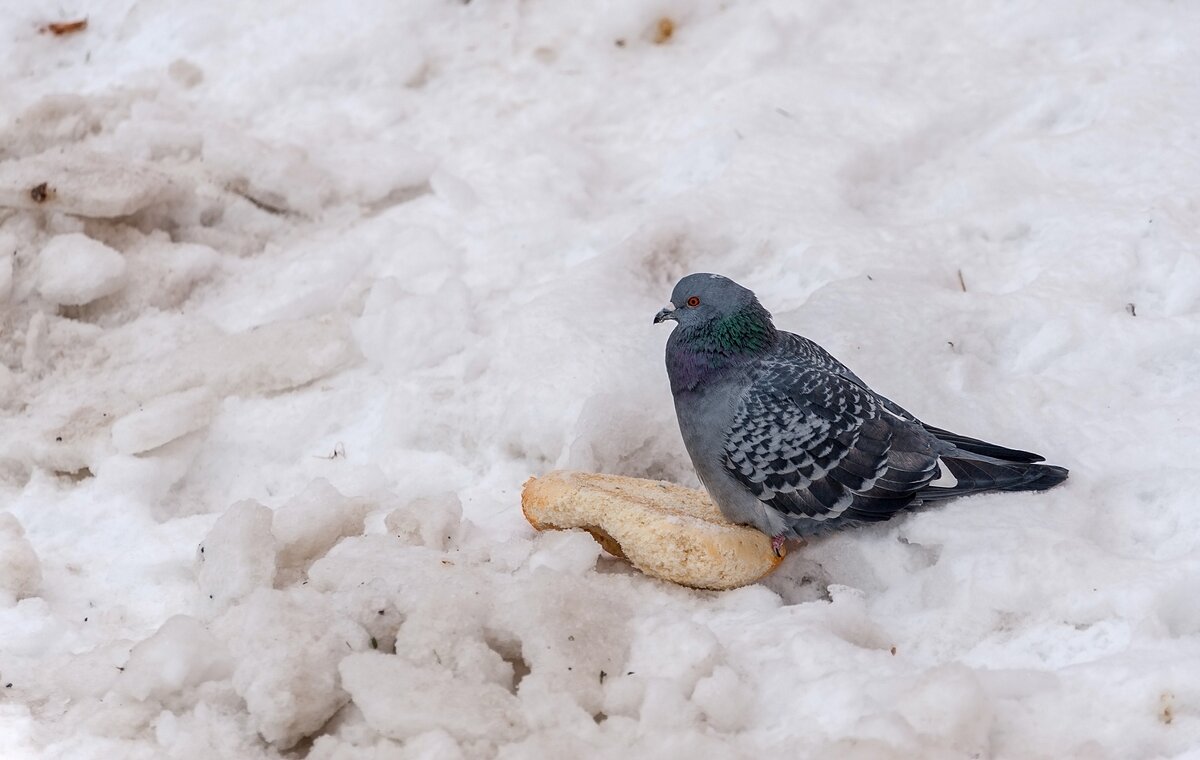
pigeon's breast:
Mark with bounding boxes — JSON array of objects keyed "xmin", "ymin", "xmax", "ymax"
[
  {"xmin": 672, "ymin": 371, "xmax": 790, "ymax": 535},
  {"xmin": 674, "ymin": 379, "xmax": 746, "ymax": 491},
  {"xmin": 673, "ymin": 375, "xmax": 741, "ymax": 448}
]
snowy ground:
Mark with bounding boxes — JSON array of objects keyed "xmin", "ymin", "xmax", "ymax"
[{"xmin": 1, "ymin": 0, "xmax": 1199, "ymax": 757}]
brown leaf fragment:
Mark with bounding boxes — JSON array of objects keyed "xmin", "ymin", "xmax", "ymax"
[
  {"xmin": 653, "ymin": 18, "xmax": 675, "ymax": 44},
  {"xmin": 29, "ymin": 183, "xmax": 53, "ymax": 203},
  {"xmin": 40, "ymin": 19, "xmax": 88, "ymax": 36}
]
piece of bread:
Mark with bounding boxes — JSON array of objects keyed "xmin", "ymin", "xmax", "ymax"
[{"xmin": 521, "ymin": 470, "xmax": 783, "ymax": 590}]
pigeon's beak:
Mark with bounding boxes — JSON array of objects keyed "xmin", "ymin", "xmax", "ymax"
[{"xmin": 653, "ymin": 304, "xmax": 677, "ymax": 325}]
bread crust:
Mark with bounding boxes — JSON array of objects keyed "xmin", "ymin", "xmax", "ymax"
[{"xmin": 521, "ymin": 470, "xmax": 783, "ymax": 590}]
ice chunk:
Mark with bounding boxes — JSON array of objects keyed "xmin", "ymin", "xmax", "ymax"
[
  {"xmin": 383, "ymin": 493, "xmax": 462, "ymax": 550},
  {"xmin": 202, "ymin": 128, "xmax": 333, "ymax": 216},
  {"xmin": 197, "ymin": 317, "xmax": 360, "ymax": 397},
  {"xmin": 691, "ymin": 666, "xmax": 752, "ymax": 733},
  {"xmin": 47, "ymin": 641, "xmax": 131, "ymax": 701},
  {"xmin": 386, "ymin": 588, "xmax": 516, "ymax": 693},
  {"xmin": 0, "ymin": 235, "xmax": 13, "ymax": 303},
  {"xmin": 159, "ymin": 242, "xmax": 219, "ymax": 290},
  {"xmin": 273, "ymin": 479, "xmax": 368, "ymax": 581},
  {"xmin": 0, "ymin": 514, "xmax": 41, "ymax": 606},
  {"xmin": 115, "ymin": 316, "xmax": 359, "ymax": 404},
  {"xmin": 116, "ymin": 238, "xmax": 221, "ymax": 313},
  {"xmin": 37, "ymin": 233, "xmax": 127, "ymax": 306},
  {"xmin": 339, "ymin": 652, "xmax": 524, "ymax": 743},
  {"xmin": 0, "ymin": 152, "xmax": 175, "ymax": 218},
  {"xmin": 196, "ymin": 501, "xmax": 276, "ymax": 609},
  {"xmin": 317, "ymin": 141, "xmax": 434, "ymax": 207},
  {"xmin": 637, "ymin": 677, "xmax": 701, "ymax": 730},
  {"xmin": 117, "ymin": 615, "xmax": 232, "ymax": 702},
  {"xmin": 526, "ymin": 531, "xmax": 601, "ymax": 577},
  {"xmin": 110, "ymin": 387, "xmax": 216, "ymax": 455},
  {"xmin": 214, "ymin": 588, "xmax": 368, "ymax": 749},
  {"xmin": 485, "ymin": 537, "xmax": 534, "ymax": 573}
]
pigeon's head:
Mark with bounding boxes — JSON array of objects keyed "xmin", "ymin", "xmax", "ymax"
[{"xmin": 654, "ymin": 273, "xmax": 762, "ymax": 329}]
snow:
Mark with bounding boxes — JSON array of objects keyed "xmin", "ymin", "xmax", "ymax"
[
  {"xmin": 0, "ymin": 513, "xmax": 42, "ymax": 607},
  {"xmin": 272, "ymin": 480, "xmax": 369, "ymax": 579},
  {"xmin": 213, "ymin": 588, "xmax": 367, "ymax": 750},
  {"xmin": 110, "ymin": 387, "xmax": 215, "ymax": 455},
  {"xmin": 0, "ymin": 151, "xmax": 176, "ymax": 218},
  {"xmin": 339, "ymin": 653, "xmax": 525, "ymax": 743},
  {"xmin": 117, "ymin": 615, "xmax": 231, "ymax": 703},
  {"xmin": 0, "ymin": 242, "xmax": 14, "ymax": 304},
  {"xmin": 1, "ymin": 0, "xmax": 1199, "ymax": 758},
  {"xmin": 36, "ymin": 233, "xmax": 127, "ymax": 306},
  {"xmin": 196, "ymin": 501, "xmax": 276, "ymax": 610},
  {"xmin": 384, "ymin": 493, "xmax": 464, "ymax": 552}
]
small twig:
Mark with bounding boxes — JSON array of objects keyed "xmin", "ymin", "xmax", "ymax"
[
  {"xmin": 956, "ymin": 269, "xmax": 967, "ymax": 293},
  {"xmin": 233, "ymin": 189, "xmax": 289, "ymax": 216},
  {"xmin": 1125, "ymin": 303, "xmax": 1137, "ymax": 317}
]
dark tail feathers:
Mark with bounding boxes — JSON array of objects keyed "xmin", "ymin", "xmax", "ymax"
[
  {"xmin": 920, "ymin": 428, "xmax": 1069, "ymax": 501},
  {"xmin": 921, "ymin": 424, "xmax": 1045, "ymax": 463}
]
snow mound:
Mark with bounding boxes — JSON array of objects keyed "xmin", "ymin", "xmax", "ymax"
[
  {"xmin": 111, "ymin": 388, "xmax": 216, "ymax": 455},
  {"xmin": 197, "ymin": 501, "xmax": 277, "ymax": 609},
  {"xmin": 213, "ymin": 588, "xmax": 367, "ymax": 749},
  {"xmin": 0, "ymin": 513, "xmax": 41, "ymax": 606},
  {"xmin": 116, "ymin": 615, "xmax": 232, "ymax": 702},
  {"xmin": 383, "ymin": 493, "xmax": 463, "ymax": 551},
  {"xmin": 0, "ymin": 152, "xmax": 176, "ymax": 218},
  {"xmin": 36, "ymin": 233, "xmax": 127, "ymax": 306},
  {"xmin": 340, "ymin": 653, "xmax": 525, "ymax": 743},
  {"xmin": 274, "ymin": 478, "xmax": 369, "ymax": 582}
]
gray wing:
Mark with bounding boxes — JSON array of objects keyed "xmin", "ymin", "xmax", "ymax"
[
  {"xmin": 780, "ymin": 332, "xmax": 1046, "ymax": 460},
  {"xmin": 722, "ymin": 362, "xmax": 941, "ymax": 534},
  {"xmin": 780, "ymin": 331, "xmax": 920, "ymax": 422}
]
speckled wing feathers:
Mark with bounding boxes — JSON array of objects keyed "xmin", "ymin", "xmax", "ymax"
[{"xmin": 721, "ymin": 350, "xmax": 941, "ymax": 532}]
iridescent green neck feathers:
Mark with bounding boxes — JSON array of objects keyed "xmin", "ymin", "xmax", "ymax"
[
  {"xmin": 684, "ymin": 300, "xmax": 778, "ymax": 355},
  {"xmin": 667, "ymin": 300, "xmax": 778, "ymax": 394}
]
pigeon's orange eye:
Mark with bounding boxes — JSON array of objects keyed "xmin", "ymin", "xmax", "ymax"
[{"xmin": 686, "ymin": 296, "xmax": 700, "ymax": 307}]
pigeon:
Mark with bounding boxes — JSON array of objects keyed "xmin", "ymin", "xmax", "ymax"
[{"xmin": 654, "ymin": 273, "xmax": 1068, "ymax": 554}]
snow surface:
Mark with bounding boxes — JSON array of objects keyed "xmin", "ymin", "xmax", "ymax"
[
  {"xmin": 1, "ymin": 0, "xmax": 1199, "ymax": 757},
  {"xmin": 36, "ymin": 233, "xmax": 127, "ymax": 306}
]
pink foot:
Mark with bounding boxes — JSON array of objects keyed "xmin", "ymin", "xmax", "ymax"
[{"xmin": 771, "ymin": 534, "xmax": 786, "ymax": 557}]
